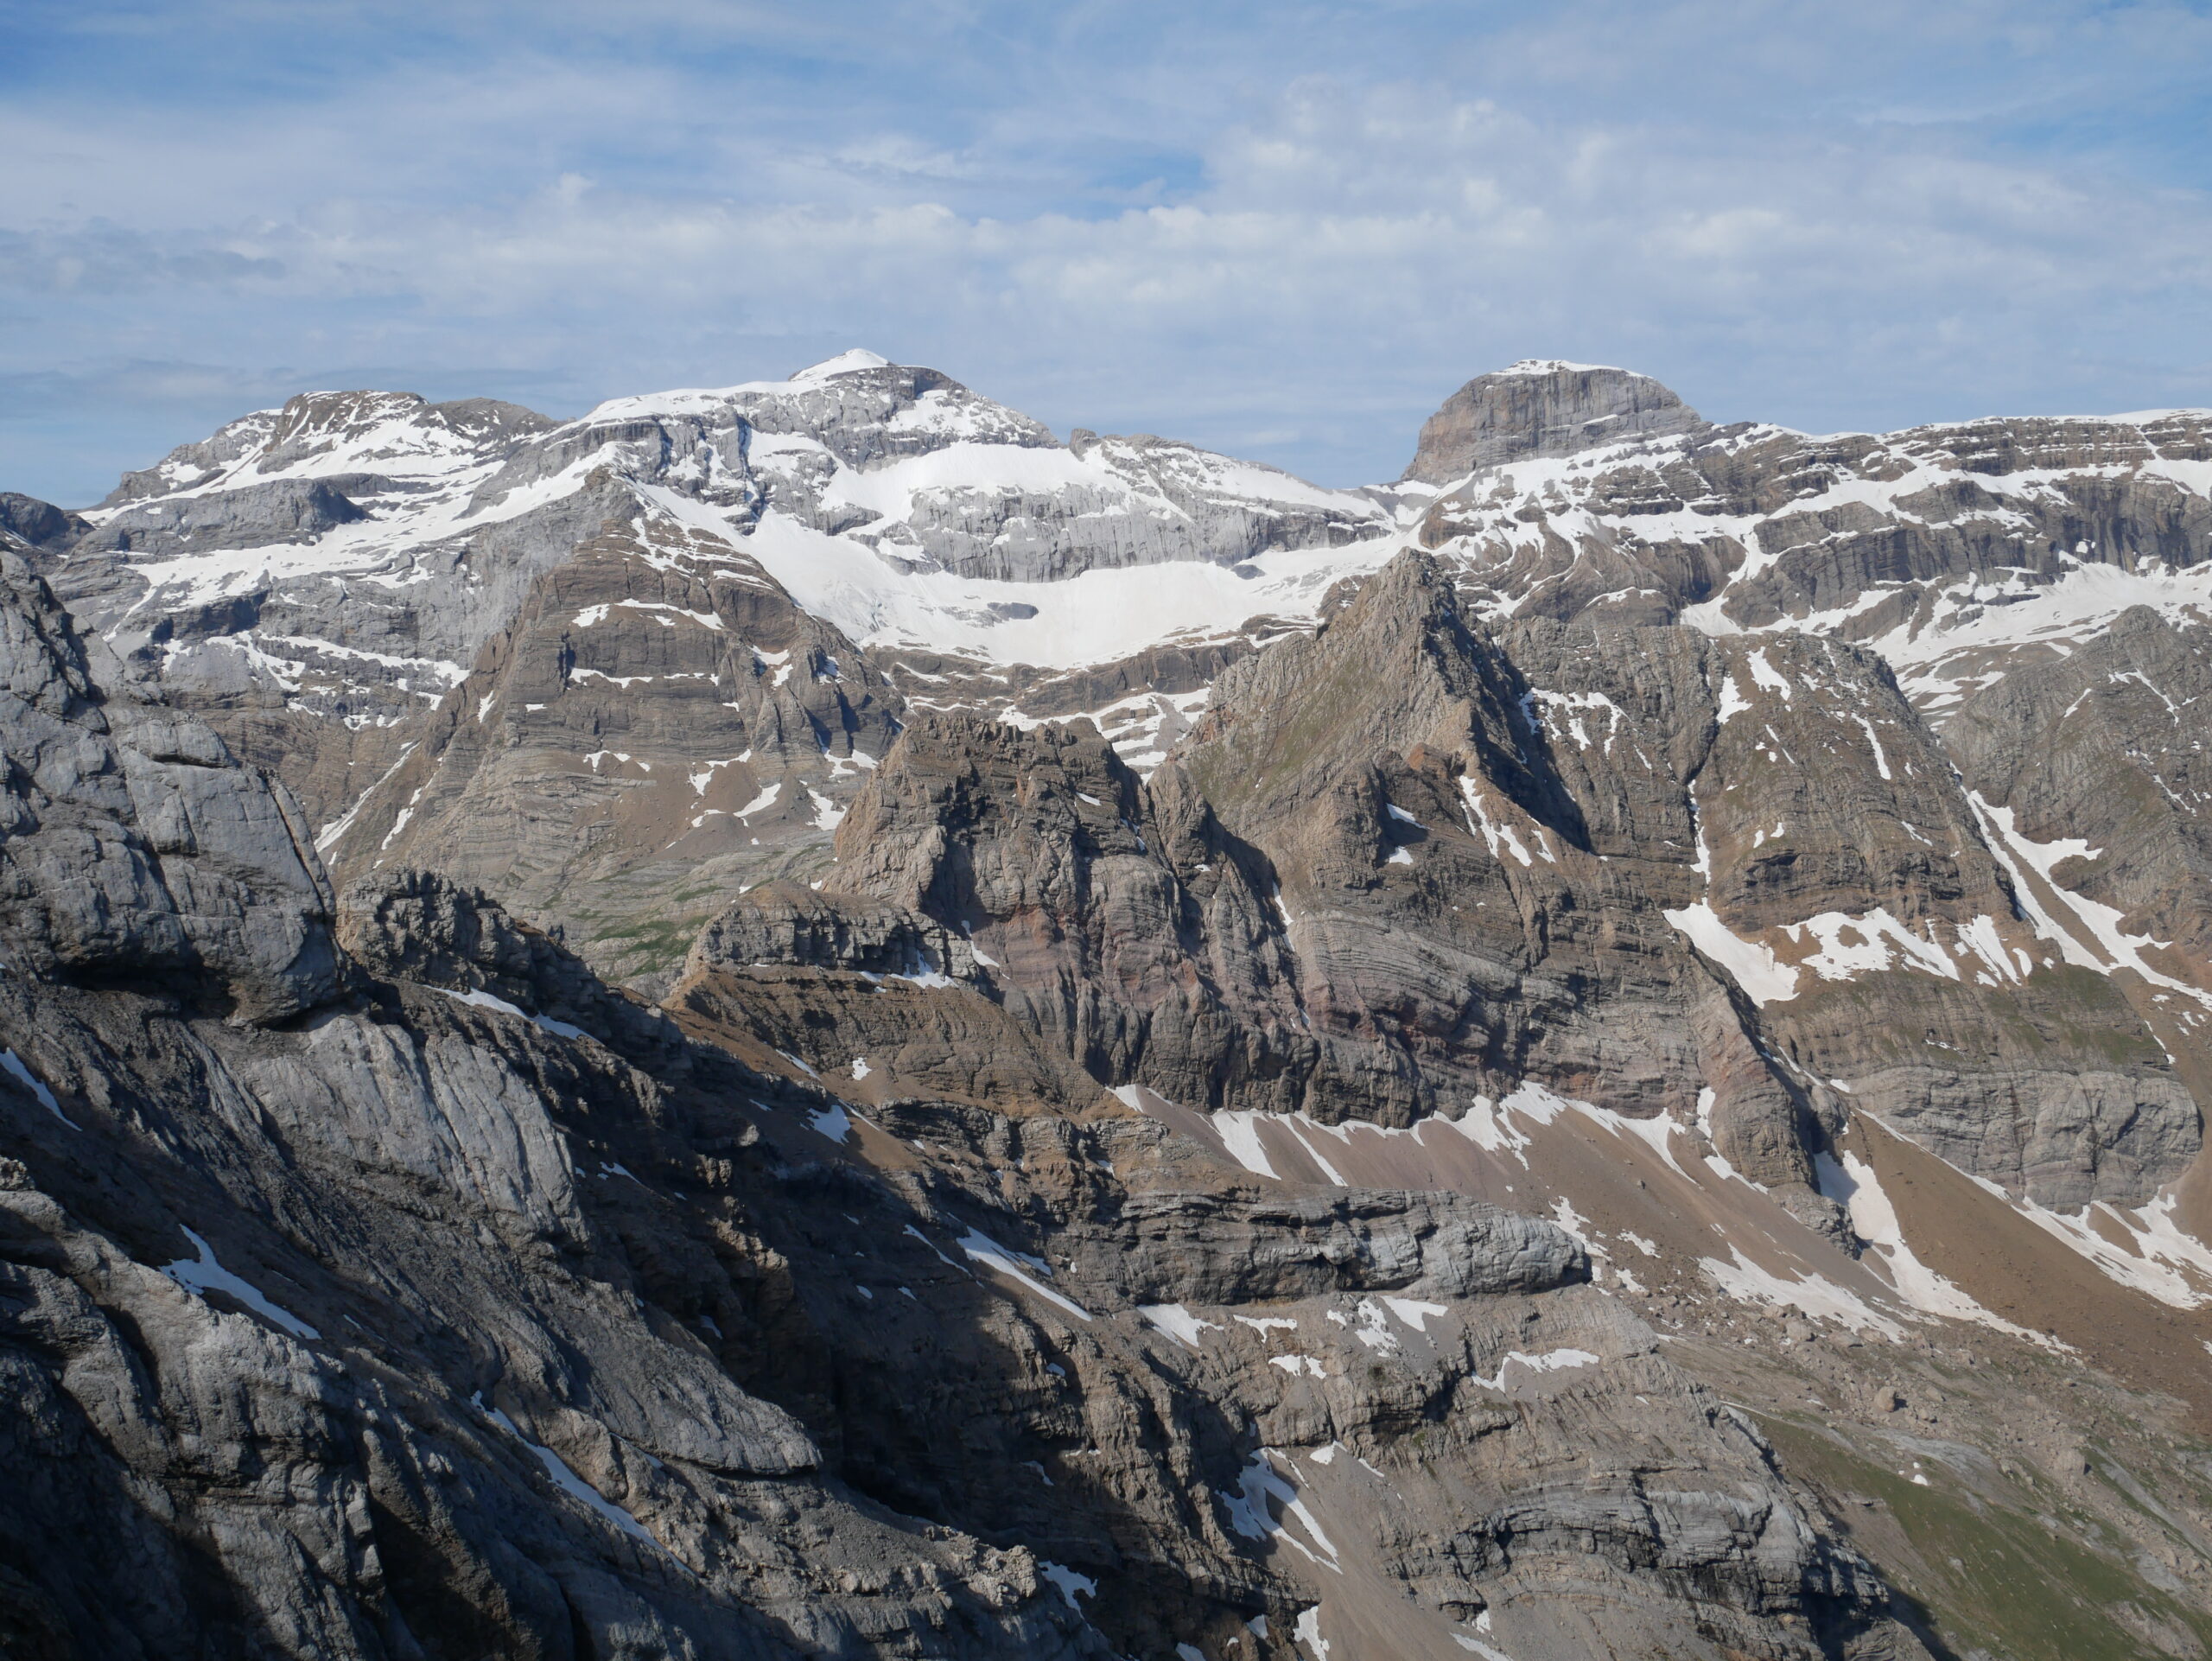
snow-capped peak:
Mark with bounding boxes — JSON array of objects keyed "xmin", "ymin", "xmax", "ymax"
[
  {"xmin": 88, "ymin": 390, "xmax": 552, "ymax": 512},
  {"xmin": 1497, "ymin": 358, "xmax": 1629, "ymax": 377},
  {"xmin": 791, "ymin": 348, "xmax": 893, "ymax": 382},
  {"xmin": 576, "ymin": 350, "xmax": 907, "ymax": 426}
]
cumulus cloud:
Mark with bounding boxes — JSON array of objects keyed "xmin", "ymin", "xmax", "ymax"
[{"xmin": 3, "ymin": 0, "xmax": 2209, "ymax": 502}]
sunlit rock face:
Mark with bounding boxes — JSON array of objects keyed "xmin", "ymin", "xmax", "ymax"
[{"xmin": 1400, "ymin": 358, "xmax": 1710, "ymax": 483}]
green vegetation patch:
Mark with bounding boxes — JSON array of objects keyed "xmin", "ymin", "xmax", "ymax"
[{"xmin": 1755, "ymin": 1410, "xmax": 2212, "ymax": 1661}]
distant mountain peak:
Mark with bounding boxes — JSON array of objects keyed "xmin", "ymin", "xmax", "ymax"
[
  {"xmin": 1402, "ymin": 360, "xmax": 1707, "ymax": 483},
  {"xmin": 1497, "ymin": 357, "xmax": 1627, "ymax": 376},
  {"xmin": 790, "ymin": 347, "xmax": 894, "ymax": 381}
]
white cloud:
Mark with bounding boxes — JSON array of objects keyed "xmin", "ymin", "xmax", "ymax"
[{"xmin": 3, "ymin": 1, "xmax": 2210, "ymax": 503}]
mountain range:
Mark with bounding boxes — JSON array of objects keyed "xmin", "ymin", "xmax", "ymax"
[{"xmin": 1, "ymin": 349, "xmax": 2210, "ymax": 1659}]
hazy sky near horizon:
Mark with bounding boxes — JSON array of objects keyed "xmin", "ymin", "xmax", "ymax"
[{"xmin": 3, "ymin": 0, "xmax": 2210, "ymax": 504}]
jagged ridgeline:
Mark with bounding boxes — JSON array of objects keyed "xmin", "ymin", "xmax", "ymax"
[{"xmin": 1, "ymin": 353, "xmax": 2210, "ymax": 1659}]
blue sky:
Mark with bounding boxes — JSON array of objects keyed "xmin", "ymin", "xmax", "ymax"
[{"xmin": 3, "ymin": 0, "xmax": 2210, "ymax": 504}]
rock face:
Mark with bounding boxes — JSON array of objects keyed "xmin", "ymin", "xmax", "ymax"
[
  {"xmin": 1413, "ymin": 403, "xmax": 2212, "ymax": 711},
  {"xmin": 0, "ymin": 797, "xmax": 1930, "ymax": 1661},
  {"xmin": 26, "ymin": 347, "xmax": 2212, "ymax": 1009},
  {"xmin": 1400, "ymin": 359, "xmax": 1708, "ymax": 484},
  {"xmin": 0, "ymin": 960, "xmax": 1102, "ymax": 1658},
  {"xmin": 690, "ymin": 880, "xmax": 981, "ymax": 983},
  {"xmin": 26, "ymin": 352, "xmax": 1400, "ymax": 989},
  {"xmin": 0, "ymin": 554, "xmax": 1947, "ymax": 1658},
  {"xmin": 80, "ymin": 474, "xmax": 372, "ymax": 556},
  {"xmin": 318, "ymin": 504, "xmax": 907, "ymax": 990},
  {"xmin": 41, "ymin": 354, "xmax": 1386, "ymax": 821},
  {"xmin": 97, "ymin": 389, "xmax": 559, "ymax": 507},
  {"xmin": 1948, "ymin": 604, "xmax": 2212, "ymax": 976},
  {"xmin": 0, "ymin": 493, "xmax": 87, "ymax": 554},
  {"xmin": 0, "ymin": 542, "xmax": 339, "ymax": 1021},
  {"xmin": 828, "ymin": 713, "xmax": 1319, "ymax": 1117},
  {"xmin": 799, "ymin": 551, "xmax": 2196, "ymax": 1214}
]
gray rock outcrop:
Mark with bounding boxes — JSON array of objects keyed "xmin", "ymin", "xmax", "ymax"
[
  {"xmin": 1401, "ymin": 359, "xmax": 1708, "ymax": 483},
  {"xmin": 0, "ymin": 544, "xmax": 339, "ymax": 1021},
  {"xmin": 690, "ymin": 880, "xmax": 981, "ymax": 983},
  {"xmin": 78, "ymin": 475, "xmax": 372, "ymax": 557},
  {"xmin": 0, "ymin": 493, "xmax": 87, "ymax": 555}
]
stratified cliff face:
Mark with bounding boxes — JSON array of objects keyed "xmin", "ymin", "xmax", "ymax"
[
  {"xmin": 1410, "ymin": 390, "xmax": 2212, "ymax": 716},
  {"xmin": 8, "ymin": 353, "xmax": 2212, "ymax": 1659},
  {"xmin": 814, "ymin": 551, "xmax": 2196, "ymax": 1214},
  {"xmin": 1400, "ymin": 360, "xmax": 1710, "ymax": 483}
]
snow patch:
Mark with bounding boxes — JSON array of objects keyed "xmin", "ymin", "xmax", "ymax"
[
  {"xmin": 734, "ymin": 780, "xmax": 784, "ymax": 821},
  {"xmin": 2012, "ymin": 1189, "xmax": 2212, "ymax": 1309},
  {"xmin": 1467, "ymin": 1347, "xmax": 1600, "ymax": 1392},
  {"xmin": 1382, "ymin": 1296, "xmax": 1449, "ymax": 1333},
  {"xmin": 479, "ymin": 1398, "xmax": 661, "ymax": 1548},
  {"xmin": 1698, "ymin": 1244, "xmax": 1903, "ymax": 1340},
  {"xmin": 1816, "ymin": 1151, "xmax": 2050, "ymax": 1341},
  {"xmin": 1139, "ymin": 1303, "xmax": 1224, "ymax": 1349},
  {"xmin": 0, "ymin": 1049, "xmax": 75, "ymax": 1128},
  {"xmin": 1459, "ymin": 779, "xmax": 1535, "ymax": 866},
  {"xmin": 1210, "ymin": 1111, "xmax": 1282, "ymax": 1179},
  {"xmin": 1852, "ymin": 715, "xmax": 1891, "ymax": 780},
  {"xmin": 1037, "ymin": 1561, "xmax": 1096, "ymax": 1609},
  {"xmin": 1294, "ymin": 1605, "xmax": 1332, "ymax": 1658},
  {"xmin": 161, "ymin": 1226, "xmax": 319, "ymax": 1340},
  {"xmin": 1662, "ymin": 903, "xmax": 1800, "ymax": 1003},
  {"xmin": 958, "ymin": 1230, "xmax": 1094, "ymax": 1321},
  {"xmin": 1220, "ymin": 1450, "xmax": 1341, "ymax": 1572},
  {"xmin": 1745, "ymin": 649, "xmax": 1793, "ymax": 700}
]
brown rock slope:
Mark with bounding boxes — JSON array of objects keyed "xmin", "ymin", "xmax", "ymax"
[
  {"xmin": 804, "ymin": 550, "xmax": 2196, "ymax": 1214},
  {"xmin": 326, "ymin": 500, "xmax": 901, "ymax": 990}
]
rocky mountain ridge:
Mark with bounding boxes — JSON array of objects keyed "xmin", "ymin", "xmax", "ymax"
[
  {"xmin": 29, "ymin": 354, "xmax": 2193, "ymax": 1009},
  {"xmin": 5, "ymin": 354, "xmax": 2212, "ymax": 1657}
]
